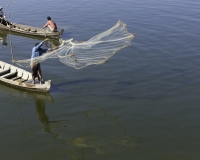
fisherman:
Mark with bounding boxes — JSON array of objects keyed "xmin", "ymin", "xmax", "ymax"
[
  {"xmin": 30, "ymin": 39, "xmax": 50, "ymax": 84},
  {"xmin": 43, "ymin": 16, "xmax": 57, "ymax": 32},
  {"xmin": 0, "ymin": 7, "xmax": 6, "ymax": 25},
  {"xmin": 0, "ymin": 7, "xmax": 4, "ymax": 18}
]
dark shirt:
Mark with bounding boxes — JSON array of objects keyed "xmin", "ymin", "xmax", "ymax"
[{"xmin": 0, "ymin": 10, "xmax": 4, "ymax": 18}]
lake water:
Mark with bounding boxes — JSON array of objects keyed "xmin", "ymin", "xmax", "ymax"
[{"xmin": 0, "ymin": 0, "xmax": 200, "ymax": 159}]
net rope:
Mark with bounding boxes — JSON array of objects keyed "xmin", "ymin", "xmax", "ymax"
[{"xmin": 13, "ymin": 20, "xmax": 136, "ymax": 69}]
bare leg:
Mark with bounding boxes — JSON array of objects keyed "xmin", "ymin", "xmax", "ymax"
[
  {"xmin": 37, "ymin": 70, "xmax": 42, "ymax": 83},
  {"xmin": 32, "ymin": 75, "xmax": 35, "ymax": 84},
  {"xmin": 37, "ymin": 63, "xmax": 43, "ymax": 84},
  {"xmin": 32, "ymin": 68, "xmax": 36, "ymax": 84},
  {"xmin": 32, "ymin": 80, "xmax": 35, "ymax": 84}
]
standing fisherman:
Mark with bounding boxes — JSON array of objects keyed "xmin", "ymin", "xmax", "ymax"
[
  {"xmin": 30, "ymin": 38, "xmax": 59, "ymax": 84},
  {"xmin": 30, "ymin": 39, "xmax": 50, "ymax": 84}
]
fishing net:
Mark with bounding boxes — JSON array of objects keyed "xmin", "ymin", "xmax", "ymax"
[{"xmin": 13, "ymin": 20, "xmax": 136, "ymax": 69}]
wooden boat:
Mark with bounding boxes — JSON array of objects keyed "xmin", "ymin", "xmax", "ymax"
[
  {"xmin": 0, "ymin": 60, "xmax": 51, "ymax": 93},
  {"xmin": 0, "ymin": 20, "xmax": 64, "ymax": 38}
]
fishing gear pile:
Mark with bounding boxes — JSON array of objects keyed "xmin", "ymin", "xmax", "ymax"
[{"xmin": 13, "ymin": 20, "xmax": 136, "ymax": 69}]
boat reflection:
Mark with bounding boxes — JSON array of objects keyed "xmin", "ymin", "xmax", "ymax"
[
  {"xmin": 0, "ymin": 81, "xmax": 53, "ymax": 109},
  {"xmin": 0, "ymin": 29, "xmax": 8, "ymax": 47},
  {"xmin": 0, "ymin": 28, "xmax": 60, "ymax": 48}
]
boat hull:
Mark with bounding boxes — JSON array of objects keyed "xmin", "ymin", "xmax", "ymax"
[
  {"xmin": 0, "ymin": 60, "xmax": 51, "ymax": 93},
  {"xmin": 0, "ymin": 21, "xmax": 64, "ymax": 38}
]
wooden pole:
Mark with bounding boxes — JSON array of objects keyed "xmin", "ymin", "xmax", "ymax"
[{"xmin": 5, "ymin": 0, "xmax": 11, "ymax": 16}]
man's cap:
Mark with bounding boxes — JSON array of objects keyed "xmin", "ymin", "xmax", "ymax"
[{"xmin": 0, "ymin": 7, "xmax": 3, "ymax": 10}]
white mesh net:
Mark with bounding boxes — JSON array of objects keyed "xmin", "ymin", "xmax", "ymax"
[{"xmin": 13, "ymin": 20, "xmax": 136, "ymax": 69}]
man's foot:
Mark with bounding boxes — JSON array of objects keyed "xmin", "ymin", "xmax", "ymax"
[{"xmin": 40, "ymin": 80, "xmax": 44, "ymax": 84}]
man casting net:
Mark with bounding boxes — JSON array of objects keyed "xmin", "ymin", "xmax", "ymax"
[{"xmin": 13, "ymin": 20, "xmax": 136, "ymax": 69}]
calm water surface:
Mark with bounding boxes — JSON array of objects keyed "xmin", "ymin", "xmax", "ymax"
[{"xmin": 0, "ymin": 0, "xmax": 200, "ymax": 160}]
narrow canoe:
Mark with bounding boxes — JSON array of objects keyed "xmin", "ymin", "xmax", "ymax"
[
  {"xmin": 0, "ymin": 21, "xmax": 64, "ymax": 38},
  {"xmin": 0, "ymin": 60, "xmax": 51, "ymax": 93}
]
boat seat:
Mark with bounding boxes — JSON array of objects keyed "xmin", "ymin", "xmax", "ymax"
[
  {"xmin": 20, "ymin": 26, "xmax": 37, "ymax": 32},
  {"xmin": 30, "ymin": 29, "xmax": 37, "ymax": 32},
  {"xmin": 12, "ymin": 77, "xmax": 27, "ymax": 82},
  {"xmin": 12, "ymin": 71, "xmax": 28, "ymax": 82},
  {"xmin": 0, "ymin": 69, "xmax": 10, "ymax": 76},
  {"xmin": 2, "ymin": 71, "xmax": 17, "ymax": 79},
  {"xmin": 20, "ymin": 78, "xmax": 28, "ymax": 82},
  {"xmin": 27, "ymin": 27, "xmax": 37, "ymax": 32},
  {"xmin": 11, "ymin": 76, "xmax": 22, "ymax": 81},
  {"xmin": 15, "ymin": 72, "xmax": 29, "ymax": 82},
  {"xmin": 0, "ymin": 64, "xmax": 4, "ymax": 69},
  {"xmin": 22, "ymin": 27, "xmax": 29, "ymax": 31}
]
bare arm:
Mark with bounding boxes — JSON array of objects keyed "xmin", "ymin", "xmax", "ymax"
[{"xmin": 43, "ymin": 21, "xmax": 49, "ymax": 28}]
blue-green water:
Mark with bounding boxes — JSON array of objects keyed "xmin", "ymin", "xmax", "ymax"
[{"xmin": 0, "ymin": 0, "xmax": 200, "ymax": 159}]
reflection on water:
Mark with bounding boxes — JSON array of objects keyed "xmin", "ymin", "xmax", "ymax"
[
  {"xmin": 0, "ymin": 28, "xmax": 61, "ymax": 49},
  {"xmin": 0, "ymin": 81, "xmax": 54, "ymax": 102},
  {"xmin": 35, "ymin": 98, "xmax": 51, "ymax": 132},
  {"xmin": 0, "ymin": 29, "xmax": 8, "ymax": 47},
  {"xmin": 24, "ymin": 106, "xmax": 139, "ymax": 159},
  {"xmin": 64, "ymin": 109, "xmax": 139, "ymax": 155}
]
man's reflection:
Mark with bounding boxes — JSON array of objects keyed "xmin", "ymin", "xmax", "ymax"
[{"xmin": 35, "ymin": 98, "xmax": 51, "ymax": 132}]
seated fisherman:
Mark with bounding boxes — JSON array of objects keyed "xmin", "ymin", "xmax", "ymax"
[{"xmin": 43, "ymin": 16, "xmax": 57, "ymax": 32}]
